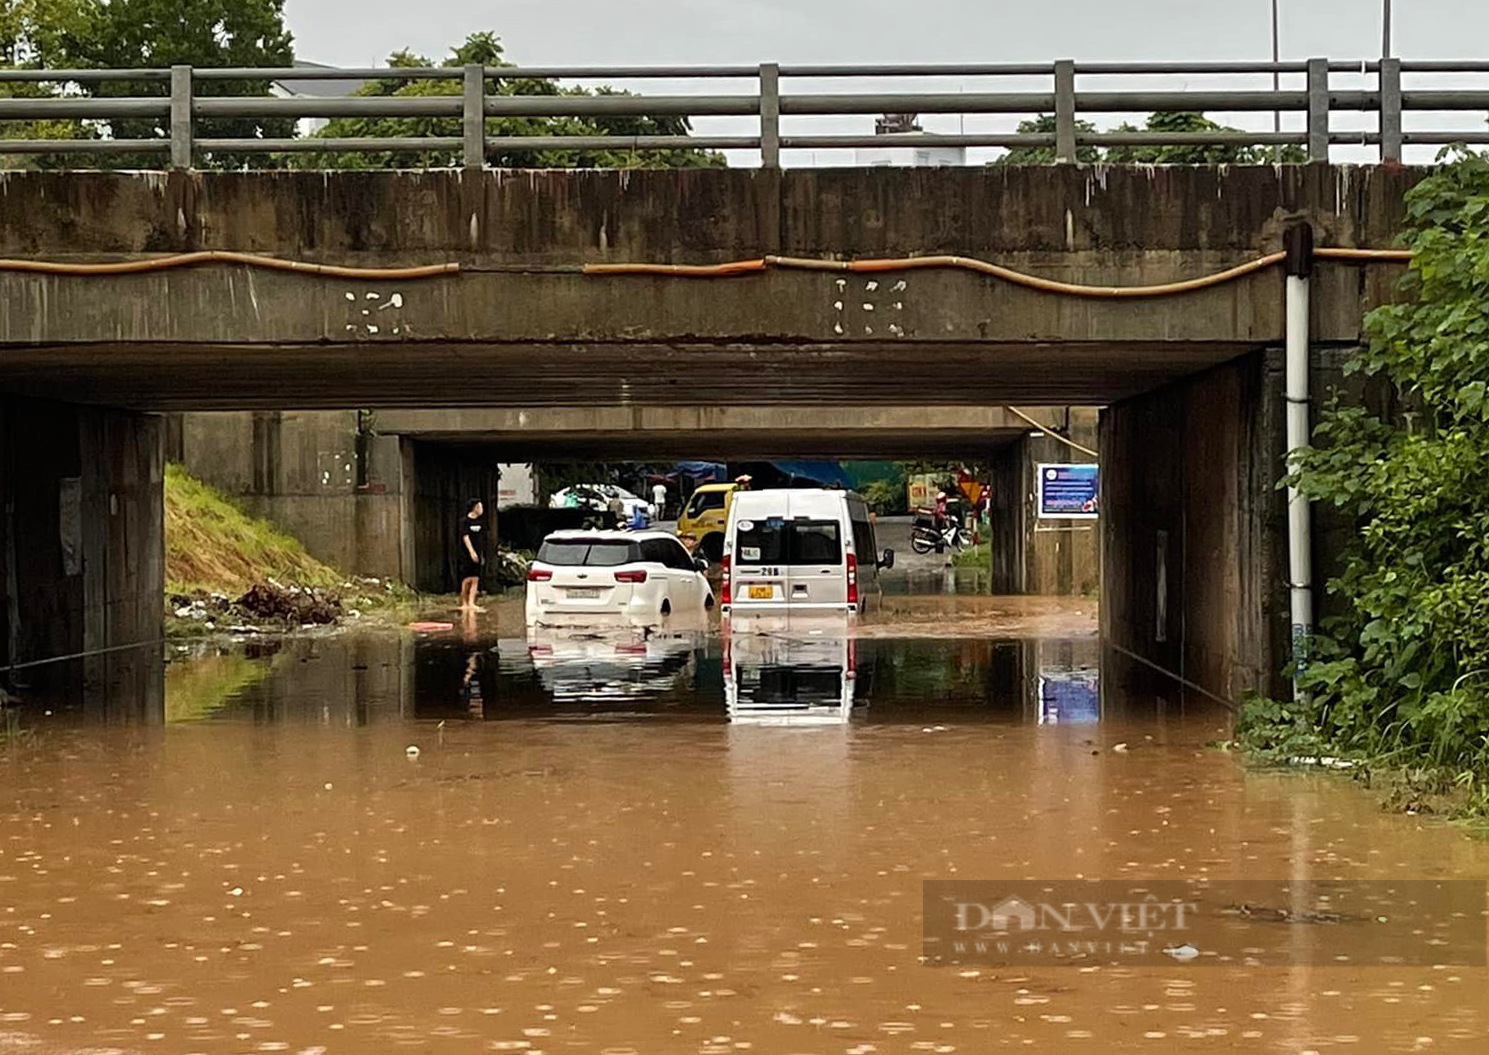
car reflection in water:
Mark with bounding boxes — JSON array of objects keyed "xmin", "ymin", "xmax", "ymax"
[
  {"xmin": 524, "ymin": 616, "xmax": 708, "ymax": 712},
  {"xmin": 723, "ymin": 614, "xmax": 867, "ymax": 725}
]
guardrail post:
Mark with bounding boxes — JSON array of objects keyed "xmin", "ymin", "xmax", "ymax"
[
  {"xmin": 462, "ymin": 64, "xmax": 485, "ymax": 170},
  {"xmin": 759, "ymin": 63, "xmax": 780, "ymax": 169},
  {"xmin": 1306, "ymin": 57, "xmax": 1329, "ymax": 162},
  {"xmin": 1054, "ymin": 59, "xmax": 1077, "ymax": 163},
  {"xmin": 169, "ymin": 65, "xmax": 192, "ymax": 170},
  {"xmin": 1379, "ymin": 56, "xmax": 1402, "ymax": 163}
]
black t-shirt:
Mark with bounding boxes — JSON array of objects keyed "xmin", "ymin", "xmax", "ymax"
[{"xmin": 460, "ymin": 516, "xmax": 484, "ymax": 563}]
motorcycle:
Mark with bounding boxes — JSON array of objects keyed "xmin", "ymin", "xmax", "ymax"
[{"xmin": 910, "ymin": 509, "xmax": 967, "ymax": 554}]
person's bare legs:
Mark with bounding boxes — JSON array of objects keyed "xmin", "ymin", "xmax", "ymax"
[{"xmin": 459, "ymin": 576, "xmax": 485, "ymax": 613}]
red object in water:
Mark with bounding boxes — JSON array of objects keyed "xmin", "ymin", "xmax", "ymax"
[{"xmin": 407, "ymin": 621, "xmax": 454, "ymax": 632}]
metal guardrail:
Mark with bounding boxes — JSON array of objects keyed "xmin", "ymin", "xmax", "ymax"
[{"xmin": 1, "ymin": 59, "xmax": 1487, "ymax": 167}]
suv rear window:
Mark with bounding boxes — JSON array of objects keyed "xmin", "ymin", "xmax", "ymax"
[
  {"xmin": 537, "ymin": 539, "xmax": 639, "ymax": 566},
  {"xmin": 735, "ymin": 518, "xmax": 842, "ymax": 565}
]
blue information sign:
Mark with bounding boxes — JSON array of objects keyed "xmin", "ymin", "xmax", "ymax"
[{"xmin": 1037, "ymin": 463, "xmax": 1099, "ymax": 519}]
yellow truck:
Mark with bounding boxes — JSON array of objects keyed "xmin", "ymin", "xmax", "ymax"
[{"xmin": 677, "ymin": 482, "xmax": 738, "ymax": 561}]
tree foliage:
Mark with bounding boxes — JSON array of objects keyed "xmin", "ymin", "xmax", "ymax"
[
  {"xmin": 0, "ymin": 0, "xmax": 96, "ymax": 158},
  {"xmin": 4, "ymin": 15, "xmax": 721, "ymax": 170},
  {"xmin": 298, "ymin": 32, "xmax": 724, "ymax": 170},
  {"xmin": 2, "ymin": 0, "xmax": 294, "ymax": 167},
  {"xmin": 1105, "ymin": 110, "xmax": 1304, "ymax": 165},
  {"xmin": 1238, "ymin": 151, "xmax": 1489, "ymax": 790},
  {"xmin": 993, "ymin": 110, "xmax": 1305, "ymax": 165},
  {"xmin": 991, "ymin": 114, "xmax": 1100, "ymax": 165}
]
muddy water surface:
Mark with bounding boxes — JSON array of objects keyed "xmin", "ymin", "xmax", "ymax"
[{"xmin": 2, "ymin": 600, "xmax": 1487, "ymax": 1053}]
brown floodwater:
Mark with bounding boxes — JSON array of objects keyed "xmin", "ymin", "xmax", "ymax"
[{"xmin": 2, "ymin": 600, "xmax": 1487, "ymax": 1054}]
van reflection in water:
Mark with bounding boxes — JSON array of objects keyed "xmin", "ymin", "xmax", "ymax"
[{"xmin": 723, "ymin": 614, "xmax": 867, "ymax": 725}]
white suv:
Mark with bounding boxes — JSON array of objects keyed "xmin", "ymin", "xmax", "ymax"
[{"xmin": 525, "ymin": 530, "xmax": 713, "ymax": 626}]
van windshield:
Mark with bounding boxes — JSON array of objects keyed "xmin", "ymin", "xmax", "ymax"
[
  {"xmin": 536, "ymin": 539, "xmax": 638, "ymax": 567},
  {"xmin": 735, "ymin": 518, "xmax": 842, "ymax": 565}
]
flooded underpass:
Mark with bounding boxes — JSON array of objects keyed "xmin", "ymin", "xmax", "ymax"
[{"xmin": 3, "ymin": 597, "xmax": 1487, "ymax": 1053}]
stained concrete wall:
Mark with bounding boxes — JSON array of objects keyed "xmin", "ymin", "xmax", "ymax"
[
  {"xmin": 1100, "ymin": 352, "xmax": 1281, "ymax": 705},
  {"xmin": 0, "ymin": 166, "xmax": 1422, "ymax": 410},
  {"xmin": 410, "ymin": 444, "xmax": 502, "ymax": 594},
  {"xmin": 176, "ymin": 410, "xmax": 511, "ymax": 591},
  {"xmin": 176, "ymin": 410, "xmax": 409, "ymax": 581},
  {"xmin": 1099, "ymin": 339, "xmax": 1388, "ymax": 705},
  {"xmin": 990, "ymin": 408, "xmax": 1099, "ymax": 596},
  {"xmin": 1, "ymin": 396, "xmax": 163, "ymax": 714}
]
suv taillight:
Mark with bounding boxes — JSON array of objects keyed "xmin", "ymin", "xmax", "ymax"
[
  {"xmin": 527, "ymin": 567, "xmax": 552, "ymax": 582},
  {"xmin": 721, "ymin": 554, "xmax": 731, "ymax": 606},
  {"xmin": 614, "ymin": 569, "xmax": 648, "ymax": 584},
  {"xmin": 846, "ymin": 552, "xmax": 859, "ymax": 607}
]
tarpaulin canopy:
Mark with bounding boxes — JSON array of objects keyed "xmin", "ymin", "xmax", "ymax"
[
  {"xmin": 672, "ymin": 461, "xmax": 728, "ymax": 482},
  {"xmin": 769, "ymin": 460, "xmax": 853, "ymax": 488}
]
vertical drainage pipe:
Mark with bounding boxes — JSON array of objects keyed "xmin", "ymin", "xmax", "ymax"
[{"xmin": 1284, "ymin": 223, "xmax": 1314, "ymax": 696}]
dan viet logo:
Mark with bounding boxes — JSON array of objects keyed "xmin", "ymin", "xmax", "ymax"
[
  {"xmin": 944, "ymin": 892, "xmax": 1197, "ymax": 960},
  {"xmin": 955, "ymin": 894, "xmax": 1198, "ymax": 934},
  {"xmin": 923, "ymin": 879, "xmax": 1489, "ymax": 968}
]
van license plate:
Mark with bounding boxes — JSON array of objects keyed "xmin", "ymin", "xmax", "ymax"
[
  {"xmin": 566, "ymin": 587, "xmax": 600, "ymax": 598},
  {"xmin": 748, "ymin": 585, "xmax": 773, "ymax": 599}
]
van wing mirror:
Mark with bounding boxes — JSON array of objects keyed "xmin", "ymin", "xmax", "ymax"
[
  {"xmin": 879, "ymin": 548, "xmax": 896, "ymax": 570},
  {"xmin": 694, "ymin": 556, "xmax": 711, "ymax": 572}
]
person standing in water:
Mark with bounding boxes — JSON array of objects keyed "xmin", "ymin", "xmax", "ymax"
[{"xmin": 458, "ymin": 498, "xmax": 485, "ymax": 612}]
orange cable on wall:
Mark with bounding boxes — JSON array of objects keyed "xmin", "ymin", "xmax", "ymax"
[
  {"xmin": 0, "ymin": 250, "xmax": 459, "ymax": 279},
  {"xmin": 585, "ymin": 246, "xmax": 1413, "ymax": 297}
]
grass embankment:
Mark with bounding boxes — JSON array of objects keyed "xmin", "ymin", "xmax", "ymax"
[
  {"xmin": 164, "ymin": 465, "xmax": 417, "ymax": 636},
  {"xmin": 165, "ymin": 464, "xmax": 343, "ymax": 596},
  {"xmin": 951, "ymin": 537, "xmax": 991, "ymax": 570}
]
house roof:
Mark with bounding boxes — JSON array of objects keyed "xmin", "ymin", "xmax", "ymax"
[{"xmin": 271, "ymin": 60, "xmax": 369, "ymax": 99}]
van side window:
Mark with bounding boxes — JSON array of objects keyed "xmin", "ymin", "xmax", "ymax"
[
  {"xmin": 850, "ymin": 515, "xmax": 875, "ymax": 561},
  {"xmin": 665, "ymin": 540, "xmax": 696, "ymax": 570}
]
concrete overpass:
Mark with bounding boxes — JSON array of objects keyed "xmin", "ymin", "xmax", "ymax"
[
  {"xmin": 0, "ymin": 164, "xmax": 1419, "ymax": 707},
  {"xmin": 372, "ymin": 405, "xmax": 1044, "ymax": 459}
]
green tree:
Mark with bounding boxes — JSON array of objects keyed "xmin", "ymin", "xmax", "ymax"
[
  {"xmin": 1104, "ymin": 111, "xmax": 1305, "ymax": 165},
  {"xmin": 992, "ymin": 111, "xmax": 1306, "ymax": 166},
  {"xmin": 66, "ymin": 0, "xmax": 295, "ymax": 167},
  {"xmin": 992, "ymin": 113, "xmax": 1099, "ymax": 165},
  {"xmin": 298, "ymin": 32, "xmax": 724, "ymax": 170},
  {"xmin": 0, "ymin": 0, "xmax": 96, "ymax": 163},
  {"xmin": 1238, "ymin": 150, "xmax": 1489, "ymax": 788},
  {"xmin": 2, "ymin": 0, "xmax": 294, "ymax": 167}
]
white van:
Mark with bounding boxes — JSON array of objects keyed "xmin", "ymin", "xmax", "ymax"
[{"xmin": 721, "ymin": 489, "xmax": 894, "ymax": 615}]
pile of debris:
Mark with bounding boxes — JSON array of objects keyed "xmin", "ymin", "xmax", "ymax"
[
  {"xmin": 169, "ymin": 580, "xmax": 343, "ymax": 634},
  {"xmin": 488, "ymin": 548, "xmax": 533, "ymax": 589},
  {"xmin": 237, "ymin": 582, "xmax": 342, "ymax": 624}
]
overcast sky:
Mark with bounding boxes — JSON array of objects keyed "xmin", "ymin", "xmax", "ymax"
[
  {"xmin": 284, "ymin": 0, "xmax": 1477, "ymax": 69},
  {"xmin": 282, "ymin": 0, "xmax": 1489, "ymax": 164}
]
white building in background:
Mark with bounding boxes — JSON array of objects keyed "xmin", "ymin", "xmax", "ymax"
[
  {"xmin": 855, "ymin": 112, "xmax": 967, "ymax": 168},
  {"xmin": 269, "ymin": 61, "xmax": 369, "ymax": 137},
  {"xmin": 497, "ymin": 464, "xmax": 537, "ymax": 509}
]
